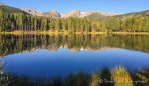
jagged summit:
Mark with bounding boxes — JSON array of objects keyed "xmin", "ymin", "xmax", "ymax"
[
  {"xmin": 61, "ymin": 9, "xmax": 81, "ymax": 18},
  {"xmin": 60, "ymin": 10, "xmax": 121, "ymax": 18},
  {"xmin": 0, "ymin": 2, "xmax": 5, "ymax": 5},
  {"xmin": 44, "ymin": 10, "xmax": 60, "ymax": 17},
  {"xmin": 21, "ymin": 7, "xmax": 121, "ymax": 18},
  {"xmin": 21, "ymin": 8, "xmax": 60, "ymax": 17}
]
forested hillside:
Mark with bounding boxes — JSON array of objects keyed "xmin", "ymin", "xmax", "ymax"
[
  {"xmin": 87, "ymin": 10, "xmax": 149, "ymax": 21},
  {"xmin": 114, "ymin": 10, "xmax": 149, "ymax": 20},
  {"xmin": 0, "ymin": 5, "xmax": 28, "ymax": 14}
]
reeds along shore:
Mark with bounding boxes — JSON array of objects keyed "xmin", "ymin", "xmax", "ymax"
[{"xmin": 0, "ymin": 65, "xmax": 149, "ymax": 86}]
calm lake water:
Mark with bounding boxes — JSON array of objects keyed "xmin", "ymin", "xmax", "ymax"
[{"xmin": 0, "ymin": 34, "xmax": 149, "ymax": 77}]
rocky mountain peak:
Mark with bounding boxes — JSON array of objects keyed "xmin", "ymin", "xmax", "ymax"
[
  {"xmin": 21, "ymin": 8, "xmax": 39, "ymax": 16},
  {"xmin": 0, "ymin": 2, "xmax": 5, "ymax": 5},
  {"xmin": 45, "ymin": 10, "xmax": 60, "ymax": 17},
  {"xmin": 21, "ymin": 8, "xmax": 60, "ymax": 17},
  {"xmin": 61, "ymin": 9, "xmax": 81, "ymax": 18},
  {"xmin": 21, "ymin": 7, "xmax": 121, "ymax": 18},
  {"xmin": 47, "ymin": 10, "xmax": 58, "ymax": 13},
  {"xmin": 80, "ymin": 10, "xmax": 98, "ymax": 17}
]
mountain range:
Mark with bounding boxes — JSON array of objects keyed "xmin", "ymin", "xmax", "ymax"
[
  {"xmin": 21, "ymin": 8, "xmax": 122, "ymax": 18},
  {"xmin": 0, "ymin": 2, "xmax": 149, "ymax": 20}
]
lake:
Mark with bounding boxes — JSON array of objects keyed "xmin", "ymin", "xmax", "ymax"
[{"xmin": 0, "ymin": 34, "xmax": 149, "ymax": 78}]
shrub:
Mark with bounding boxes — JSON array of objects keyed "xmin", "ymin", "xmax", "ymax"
[{"xmin": 111, "ymin": 66, "xmax": 133, "ymax": 86}]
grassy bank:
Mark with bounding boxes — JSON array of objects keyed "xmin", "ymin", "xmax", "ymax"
[
  {"xmin": 1, "ymin": 31, "xmax": 149, "ymax": 35},
  {"xmin": 0, "ymin": 31, "xmax": 107, "ymax": 35},
  {"xmin": 1, "ymin": 66, "xmax": 148, "ymax": 86},
  {"xmin": 113, "ymin": 32, "xmax": 149, "ymax": 35},
  {"xmin": 0, "ymin": 31, "xmax": 66, "ymax": 35}
]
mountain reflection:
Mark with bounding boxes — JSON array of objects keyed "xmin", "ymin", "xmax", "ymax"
[{"xmin": 0, "ymin": 34, "xmax": 149, "ymax": 57}]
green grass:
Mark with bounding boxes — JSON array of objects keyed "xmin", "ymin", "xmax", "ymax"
[{"xmin": 2, "ymin": 66, "xmax": 147, "ymax": 86}]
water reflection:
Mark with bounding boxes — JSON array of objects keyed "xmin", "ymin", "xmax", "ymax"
[
  {"xmin": 0, "ymin": 34, "xmax": 149, "ymax": 57},
  {"xmin": 0, "ymin": 34, "xmax": 148, "ymax": 77}
]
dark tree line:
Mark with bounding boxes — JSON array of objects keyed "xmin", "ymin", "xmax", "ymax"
[{"xmin": 0, "ymin": 8, "xmax": 149, "ymax": 32}]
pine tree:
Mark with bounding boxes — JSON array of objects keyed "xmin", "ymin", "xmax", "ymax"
[
  {"xmin": 33, "ymin": 17, "xmax": 37, "ymax": 31},
  {"xmin": 86, "ymin": 20, "xmax": 91, "ymax": 32},
  {"xmin": 131, "ymin": 17, "xmax": 137, "ymax": 32},
  {"xmin": 125, "ymin": 17, "xmax": 132, "ymax": 32},
  {"xmin": 18, "ymin": 12, "xmax": 23, "ymax": 31},
  {"xmin": 96, "ymin": 21, "xmax": 100, "ymax": 32},
  {"xmin": 91, "ymin": 21, "xmax": 96, "ymax": 32},
  {"xmin": 101, "ymin": 22, "xmax": 107, "ymax": 32},
  {"xmin": 49, "ymin": 18, "xmax": 54, "ymax": 31},
  {"xmin": 137, "ymin": 17, "xmax": 143, "ymax": 32},
  {"xmin": 142, "ymin": 17, "xmax": 148, "ymax": 32},
  {"xmin": 71, "ymin": 18, "xmax": 75, "ymax": 32},
  {"xmin": 67, "ymin": 17, "xmax": 72, "ymax": 31},
  {"xmin": 119, "ymin": 20, "xmax": 123, "ymax": 31},
  {"xmin": 75, "ymin": 18, "xmax": 79, "ymax": 32},
  {"xmin": 61, "ymin": 18, "xmax": 66, "ymax": 32},
  {"xmin": 0, "ymin": 9, "xmax": 3, "ymax": 31},
  {"xmin": 148, "ymin": 18, "xmax": 149, "ymax": 32},
  {"xmin": 41, "ymin": 18, "xmax": 47, "ymax": 31},
  {"xmin": 107, "ymin": 17, "xmax": 120, "ymax": 31},
  {"xmin": 121, "ymin": 20, "xmax": 127, "ymax": 31},
  {"xmin": 80, "ymin": 18, "xmax": 84, "ymax": 32},
  {"xmin": 55, "ymin": 18, "xmax": 60, "ymax": 32}
]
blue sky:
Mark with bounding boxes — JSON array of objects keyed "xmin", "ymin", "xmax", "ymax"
[{"xmin": 0, "ymin": 0, "xmax": 149, "ymax": 13}]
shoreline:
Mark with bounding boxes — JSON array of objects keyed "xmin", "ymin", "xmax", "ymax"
[
  {"xmin": 112, "ymin": 32, "xmax": 149, "ymax": 35},
  {"xmin": 0, "ymin": 31, "xmax": 149, "ymax": 35}
]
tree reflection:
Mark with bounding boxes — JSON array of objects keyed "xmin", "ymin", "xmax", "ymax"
[{"xmin": 0, "ymin": 34, "xmax": 149, "ymax": 57}]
